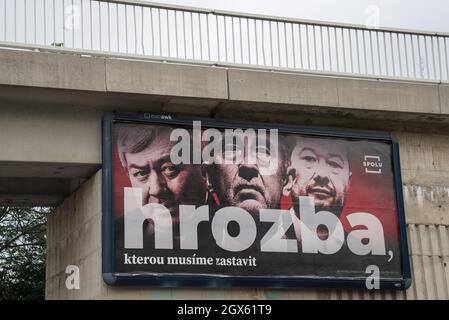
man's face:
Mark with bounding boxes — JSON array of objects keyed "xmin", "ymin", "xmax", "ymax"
[
  {"xmin": 209, "ymin": 135, "xmax": 284, "ymax": 215},
  {"xmin": 290, "ymin": 138, "xmax": 350, "ymax": 215},
  {"xmin": 124, "ymin": 131, "xmax": 206, "ymax": 226}
]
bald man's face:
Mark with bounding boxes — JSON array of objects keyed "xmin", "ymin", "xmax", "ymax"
[{"xmin": 289, "ymin": 138, "xmax": 351, "ymax": 215}]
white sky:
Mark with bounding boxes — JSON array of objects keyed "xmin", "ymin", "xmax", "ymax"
[{"xmin": 145, "ymin": 0, "xmax": 449, "ymax": 33}]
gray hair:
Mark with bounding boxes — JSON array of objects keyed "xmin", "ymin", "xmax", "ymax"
[{"xmin": 114, "ymin": 123, "xmax": 173, "ymax": 168}]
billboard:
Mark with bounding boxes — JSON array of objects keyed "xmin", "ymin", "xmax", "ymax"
[{"xmin": 102, "ymin": 112, "xmax": 411, "ymax": 290}]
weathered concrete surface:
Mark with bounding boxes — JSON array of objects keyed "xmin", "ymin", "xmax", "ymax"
[
  {"xmin": 227, "ymin": 69, "xmax": 339, "ymax": 106},
  {"xmin": 0, "ymin": 104, "xmax": 102, "ymax": 164},
  {"xmin": 440, "ymin": 85, "xmax": 449, "ymax": 115},
  {"xmin": 1, "ymin": 48, "xmax": 448, "ymax": 120},
  {"xmin": 106, "ymin": 59, "xmax": 228, "ymax": 100},
  {"xmin": 0, "ymin": 100, "xmax": 106, "ymax": 205},
  {"xmin": 212, "ymin": 102, "xmax": 449, "ymax": 134},
  {"xmin": 336, "ymin": 78, "xmax": 441, "ymax": 114},
  {"xmin": 46, "ymin": 171, "xmax": 102, "ymax": 300},
  {"xmin": 0, "ymin": 161, "xmax": 98, "ymax": 178},
  {"xmin": 0, "ymin": 50, "xmax": 106, "ymax": 91},
  {"xmin": 0, "ymin": 49, "xmax": 228, "ymax": 100},
  {"xmin": 226, "ymin": 68, "xmax": 445, "ymax": 116},
  {"xmin": 406, "ymin": 224, "xmax": 449, "ymax": 300},
  {"xmin": 0, "ymin": 177, "xmax": 85, "ymax": 206},
  {"xmin": 397, "ymin": 132, "xmax": 449, "ymax": 225},
  {"xmin": 403, "ymin": 185, "xmax": 449, "ymax": 225}
]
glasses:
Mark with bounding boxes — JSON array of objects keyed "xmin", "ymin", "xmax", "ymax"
[{"xmin": 220, "ymin": 140, "xmax": 277, "ymax": 168}]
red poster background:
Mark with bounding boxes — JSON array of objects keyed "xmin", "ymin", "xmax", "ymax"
[{"xmin": 114, "ymin": 132, "xmax": 400, "ymax": 245}]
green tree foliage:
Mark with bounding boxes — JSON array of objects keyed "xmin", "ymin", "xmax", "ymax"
[{"xmin": 0, "ymin": 207, "xmax": 52, "ymax": 300}]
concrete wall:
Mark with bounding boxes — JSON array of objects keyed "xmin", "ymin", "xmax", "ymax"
[
  {"xmin": 2, "ymin": 48, "xmax": 449, "ymax": 206},
  {"xmin": 2, "ymin": 49, "xmax": 449, "ymax": 180},
  {"xmin": 1, "ymin": 48, "xmax": 446, "ymax": 299},
  {"xmin": 45, "ymin": 171, "xmax": 102, "ymax": 299},
  {"xmin": 46, "ymin": 128, "xmax": 449, "ymax": 300}
]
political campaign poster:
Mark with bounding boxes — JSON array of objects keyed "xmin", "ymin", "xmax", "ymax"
[{"xmin": 102, "ymin": 112, "xmax": 411, "ymax": 290}]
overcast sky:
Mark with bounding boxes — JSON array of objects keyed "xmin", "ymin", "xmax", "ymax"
[{"xmin": 145, "ymin": 0, "xmax": 449, "ymax": 33}]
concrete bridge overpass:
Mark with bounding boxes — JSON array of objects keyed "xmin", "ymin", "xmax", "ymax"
[
  {"xmin": 1, "ymin": 0, "xmax": 449, "ymax": 300},
  {"xmin": 2, "ymin": 47, "xmax": 449, "ymax": 206}
]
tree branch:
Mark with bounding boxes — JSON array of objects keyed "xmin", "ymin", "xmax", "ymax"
[
  {"xmin": 4, "ymin": 242, "xmax": 46, "ymax": 250},
  {"xmin": 0, "ymin": 222, "xmax": 47, "ymax": 253}
]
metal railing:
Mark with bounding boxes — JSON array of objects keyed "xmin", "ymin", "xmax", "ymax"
[{"xmin": 1, "ymin": 0, "xmax": 448, "ymax": 82}]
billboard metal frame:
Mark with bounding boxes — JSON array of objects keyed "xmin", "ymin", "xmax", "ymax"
[{"xmin": 102, "ymin": 111, "xmax": 412, "ymax": 290}]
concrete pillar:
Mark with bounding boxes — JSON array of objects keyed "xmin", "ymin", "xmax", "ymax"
[{"xmin": 46, "ymin": 129, "xmax": 449, "ymax": 300}]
